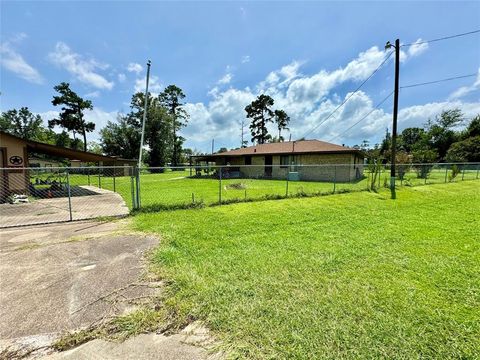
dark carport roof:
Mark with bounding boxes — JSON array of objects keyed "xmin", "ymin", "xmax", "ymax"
[{"xmin": 1, "ymin": 131, "xmax": 136, "ymax": 164}]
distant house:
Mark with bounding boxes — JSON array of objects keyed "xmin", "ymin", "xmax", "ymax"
[{"xmin": 193, "ymin": 140, "xmax": 364, "ymax": 182}]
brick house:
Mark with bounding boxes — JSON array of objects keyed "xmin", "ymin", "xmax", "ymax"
[{"xmin": 194, "ymin": 140, "xmax": 364, "ymax": 182}]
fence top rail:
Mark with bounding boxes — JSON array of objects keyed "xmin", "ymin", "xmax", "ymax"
[{"xmin": 1, "ymin": 162, "xmax": 479, "ymax": 171}]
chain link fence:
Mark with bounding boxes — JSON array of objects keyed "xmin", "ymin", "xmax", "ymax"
[
  {"xmin": 0, "ymin": 166, "xmax": 137, "ymax": 228},
  {"xmin": 135, "ymin": 162, "xmax": 480, "ymax": 211},
  {"xmin": 1, "ymin": 162, "xmax": 478, "ymax": 227}
]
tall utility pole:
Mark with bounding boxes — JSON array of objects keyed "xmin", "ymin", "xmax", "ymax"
[
  {"xmin": 385, "ymin": 39, "xmax": 400, "ymax": 199},
  {"xmin": 211, "ymin": 139, "xmax": 215, "ymax": 154},
  {"xmin": 240, "ymin": 119, "xmax": 248, "ymax": 148},
  {"xmin": 138, "ymin": 60, "xmax": 151, "ymax": 168}
]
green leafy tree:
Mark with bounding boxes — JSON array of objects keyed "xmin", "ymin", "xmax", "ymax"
[
  {"xmin": 273, "ymin": 109, "xmax": 290, "ymax": 142},
  {"xmin": 87, "ymin": 141, "xmax": 103, "ymax": 154},
  {"xmin": 129, "ymin": 92, "xmax": 174, "ymax": 168},
  {"xmin": 55, "ymin": 131, "xmax": 72, "ymax": 148},
  {"xmin": 100, "ymin": 115, "xmax": 140, "ymax": 160},
  {"xmin": 49, "ymin": 82, "xmax": 94, "ymax": 151},
  {"xmin": 425, "ymin": 109, "xmax": 463, "ymax": 160},
  {"xmin": 446, "ymin": 136, "xmax": 480, "ymax": 162},
  {"xmin": 464, "ymin": 115, "xmax": 480, "ymax": 138},
  {"xmin": 399, "ymin": 127, "xmax": 426, "ymax": 153},
  {"xmin": 245, "ymin": 94, "xmax": 275, "ymax": 144},
  {"xmin": 159, "ymin": 85, "xmax": 189, "ymax": 166},
  {"xmin": 0, "ymin": 107, "xmax": 44, "ymax": 140}
]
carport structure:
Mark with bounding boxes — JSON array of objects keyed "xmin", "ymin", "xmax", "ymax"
[{"xmin": 0, "ymin": 131, "xmax": 136, "ymax": 227}]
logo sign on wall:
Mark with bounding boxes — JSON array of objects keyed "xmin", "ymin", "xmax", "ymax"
[{"xmin": 9, "ymin": 156, "xmax": 24, "ymax": 166}]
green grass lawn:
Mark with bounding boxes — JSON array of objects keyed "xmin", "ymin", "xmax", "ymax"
[
  {"xmin": 33, "ymin": 166, "xmax": 478, "ymax": 211},
  {"xmin": 132, "ymin": 181, "xmax": 480, "ymax": 359}
]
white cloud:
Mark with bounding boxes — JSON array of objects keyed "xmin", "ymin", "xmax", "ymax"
[
  {"xmin": 134, "ymin": 75, "xmax": 162, "ymax": 94},
  {"xmin": 448, "ymin": 69, "xmax": 480, "ymax": 100},
  {"xmin": 181, "ymin": 45, "xmax": 477, "ymax": 152},
  {"xmin": 0, "ymin": 35, "xmax": 43, "ymax": 84},
  {"xmin": 84, "ymin": 91, "xmax": 100, "ymax": 98},
  {"xmin": 37, "ymin": 108, "xmax": 119, "ymax": 141},
  {"xmin": 218, "ymin": 73, "xmax": 233, "ymax": 85},
  {"xmin": 407, "ymin": 38, "xmax": 429, "ymax": 58},
  {"xmin": 117, "ymin": 73, "xmax": 126, "ymax": 82},
  {"xmin": 127, "ymin": 62, "xmax": 143, "ymax": 74},
  {"xmin": 241, "ymin": 55, "xmax": 250, "ymax": 64},
  {"xmin": 48, "ymin": 42, "xmax": 114, "ymax": 90}
]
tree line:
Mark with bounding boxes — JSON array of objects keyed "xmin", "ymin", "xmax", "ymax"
[
  {"xmin": 360, "ymin": 109, "xmax": 480, "ymax": 164},
  {"xmin": 0, "ymin": 82, "xmax": 191, "ymax": 167},
  {"xmin": 2, "ymin": 83, "xmax": 478, "ymax": 165}
]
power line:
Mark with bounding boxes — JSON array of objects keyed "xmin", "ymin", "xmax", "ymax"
[
  {"xmin": 402, "ymin": 29, "xmax": 480, "ymax": 47},
  {"xmin": 328, "ymin": 91, "xmax": 394, "ymax": 142},
  {"xmin": 301, "ymin": 50, "xmax": 394, "ymax": 139},
  {"xmin": 400, "ymin": 73, "xmax": 477, "ymax": 89},
  {"xmin": 327, "ymin": 71, "xmax": 478, "ymax": 142}
]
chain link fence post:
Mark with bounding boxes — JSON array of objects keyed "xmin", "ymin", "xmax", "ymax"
[
  {"xmin": 285, "ymin": 171, "xmax": 289, "ymax": 197},
  {"xmin": 113, "ymin": 166, "xmax": 116, "ymax": 192},
  {"xmin": 136, "ymin": 166, "xmax": 141, "ymax": 209},
  {"xmin": 66, "ymin": 169, "xmax": 73, "ymax": 221},
  {"xmin": 477, "ymin": 164, "xmax": 479, "ymax": 179},
  {"xmin": 333, "ymin": 165, "xmax": 336, "ymax": 194},
  {"xmin": 130, "ymin": 167, "xmax": 135, "ymax": 210},
  {"xmin": 444, "ymin": 166, "xmax": 448, "ymax": 183},
  {"xmin": 218, "ymin": 166, "xmax": 222, "ymax": 204}
]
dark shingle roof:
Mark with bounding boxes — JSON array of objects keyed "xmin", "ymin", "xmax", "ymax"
[{"xmin": 214, "ymin": 140, "xmax": 359, "ymax": 156}]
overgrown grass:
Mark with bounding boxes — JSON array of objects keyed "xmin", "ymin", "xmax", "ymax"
[
  {"xmin": 53, "ymin": 307, "xmax": 166, "ymax": 351},
  {"xmin": 132, "ymin": 181, "xmax": 480, "ymax": 359}
]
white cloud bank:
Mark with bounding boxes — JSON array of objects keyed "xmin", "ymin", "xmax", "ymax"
[
  {"xmin": 0, "ymin": 34, "xmax": 44, "ymax": 84},
  {"xmin": 181, "ymin": 45, "xmax": 479, "ymax": 152},
  {"xmin": 127, "ymin": 62, "xmax": 143, "ymax": 74},
  {"xmin": 48, "ymin": 42, "xmax": 114, "ymax": 90}
]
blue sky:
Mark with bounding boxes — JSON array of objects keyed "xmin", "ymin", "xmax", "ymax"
[{"xmin": 1, "ymin": 1, "xmax": 479, "ymax": 153}]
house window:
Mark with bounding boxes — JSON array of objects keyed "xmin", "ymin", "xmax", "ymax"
[
  {"xmin": 245, "ymin": 156, "xmax": 252, "ymax": 165},
  {"xmin": 280, "ymin": 155, "xmax": 297, "ymax": 170}
]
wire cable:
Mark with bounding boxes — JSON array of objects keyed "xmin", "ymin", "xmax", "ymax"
[
  {"xmin": 402, "ymin": 29, "xmax": 480, "ymax": 47},
  {"xmin": 301, "ymin": 50, "xmax": 394, "ymax": 139},
  {"xmin": 328, "ymin": 91, "xmax": 394, "ymax": 142},
  {"xmin": 328, "ymin": 72, "xmax": 477, "ymax": 142},
  {"xmin": 400, "ymin": 73, "xmax": 478, "ymax": 89}
]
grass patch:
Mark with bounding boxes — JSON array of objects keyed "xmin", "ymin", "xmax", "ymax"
[
  {"xmin": 132, "ymin": 181, "xmax": 480, "ymax": 358},
  {"xmin": 52, "ymin": 307, "xmax": 167, "ymax": 352}
]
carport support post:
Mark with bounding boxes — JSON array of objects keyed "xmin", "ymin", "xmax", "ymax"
[{"xmin": 66, "ymin": 170, "xmax": 73, "ymax": 222}]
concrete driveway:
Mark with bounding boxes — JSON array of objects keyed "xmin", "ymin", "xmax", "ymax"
[
  {"xmin": 0, "ymin": 186, "xmax": 130, "ymax": 228},
  {"xmin": 0, "ymin": 220, "xmax": 216, "ymax": 359}
]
